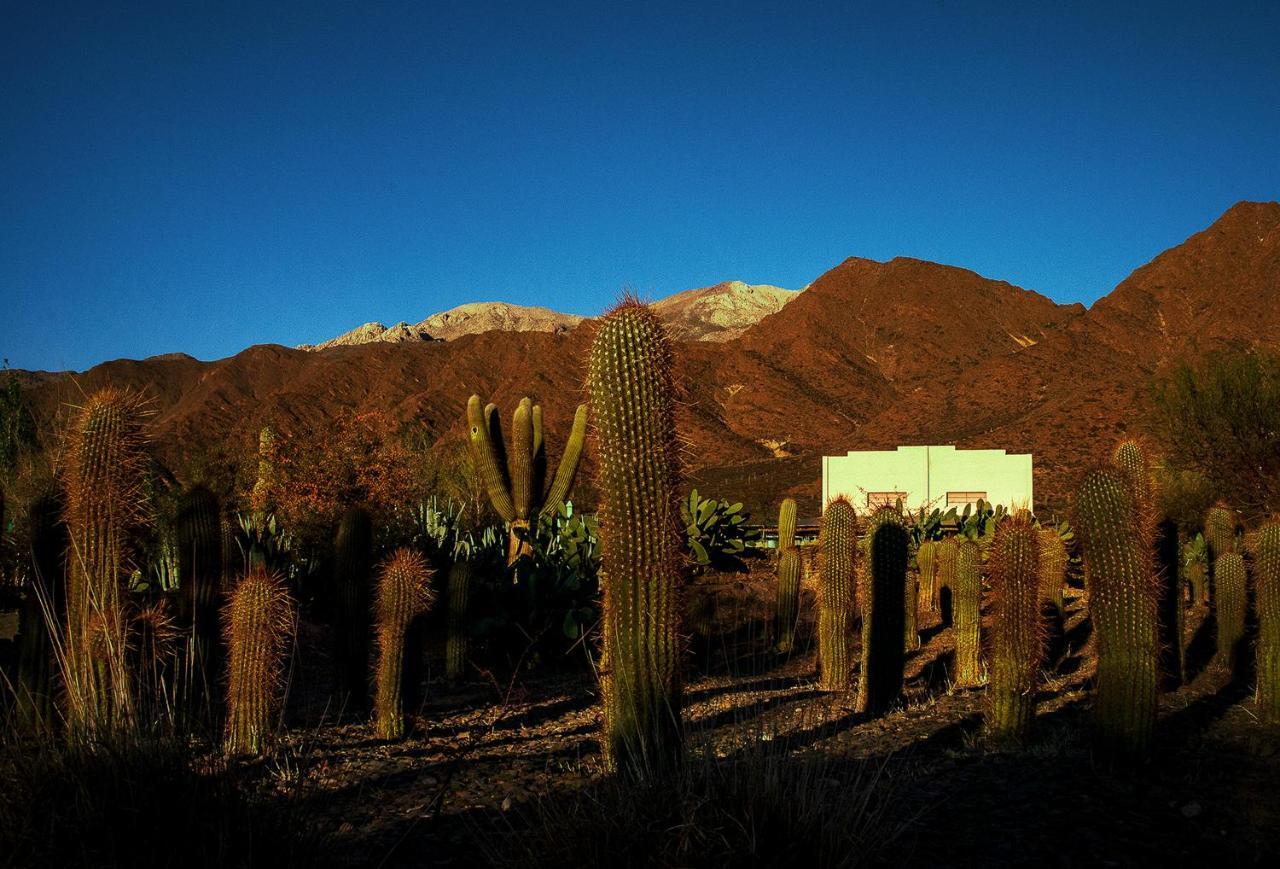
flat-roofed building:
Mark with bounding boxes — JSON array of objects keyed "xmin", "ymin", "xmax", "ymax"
[{"xmin": 822, "ymin": 445, "xmax": 1033, "ymax": 513}]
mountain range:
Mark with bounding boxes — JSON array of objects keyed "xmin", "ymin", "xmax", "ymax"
[{"xmin": 15, "ymin": 200, "xmax": 1280, "ymax": 521}]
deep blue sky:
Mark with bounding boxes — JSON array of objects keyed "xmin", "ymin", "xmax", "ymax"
[{"xmin": 4, "ymin": 1, "xmax": 1278, "ymax": 372}]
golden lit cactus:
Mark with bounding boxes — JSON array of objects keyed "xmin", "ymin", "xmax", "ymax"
[
  {"xmin": 1252, "ymin": 521, "xmax": 1280, "ymax": 723},
  {"xmin": 818, "ymin": 497, "xmax": 857, "ymax": 691},
  {"xmin": 1204, "ymin": 504, "xmax": 1237, "ymax": 564},
  {"xmin": 224, "ymin": 566, "xmax": 295, "ymax": 756},
  {"xmin": 445, "ymin": 560, "xmax": 471, "ymax": 680},
  {"xmin": 466, "ymin": 393, "xmax": 587, "ymax": 565},
  {"xmin": 1185, "ymin": 549, "xmax": 1208, "ymax": 606},
  {"xmin": 62, "ymin": 387, "xmax": 149, "ymax": 732},
  {"xmin": 934, "ymin": 537, "xmax": 958, "ymax": 614},
  {"xmin": 1214, "ymin": 552, "xmax": 1248, "ymax": 676},
  {"xmin": 176, "ymin": 484, "xmax": 224, "ymax": 712},
  {"xmin": 987, "ymin": 513, "xmax": 1043, "ymax": 741},
  {"xmin": 249, "ymin": 425, "xmax": 276, "ymax": 515},
  {"xmin": 1036, "ymin": 529, "xmax": 1068, "ymax": 616},
  {"xmin": 333, "ymin": 506, "xmax": 374, "ymax": 711},
  {"xmin": 953, "ymin": 539, "xmax": 983, "ymax": 687},
  {"xmin": 1113, "ymin": 439, "xmax": 1153, "ymax": 507},
  {"xmin": 777, "ymin": 497, "xmax": 798, "ymax": 551},
  {"xmin": 1075, "ymin": 467, "xmax": 1158, "ymax": 758},
  {"xmin": 917, "ymin": 540, "xmax": 938, "ymax": 614},
  {"xmin": 373, "ymin": 548, "xmax": 436, "ymax": 740},
  {"xmin": 904, "ymin": 549, "xmax": 920, "ymax": 652},
  {"xmin": 588, "ymin": 300, "xmax": 684, "ymax": 772},
  {"xmin": 775, "ymin": 547, "xmax": 803, "ymax": 653},
  {"xmin": 856, "ymin": 507, "xmax": 908, "ymax": 716}
]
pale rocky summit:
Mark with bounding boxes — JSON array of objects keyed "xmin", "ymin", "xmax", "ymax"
[
  {"xmin": 415, "ymin": 301, "xmax": 583, "ymax": 341},
  {"xmin": 298, "ymin": 321, "xmax": 433, "ymax": 351},
  {"xmin": 652, "ymin": 281, "xmax": 800, "ymax": 341}
]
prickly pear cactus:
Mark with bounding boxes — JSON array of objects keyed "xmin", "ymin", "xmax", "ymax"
[
  {"xmin": 856, "ymin": 507, "xmax": 908, "ymax": 716},
  {"xmin": 1214, "ymin": 552, "xmax": 1247, "ymax": 676},
  {"xmin": 987, "ymin": 513, "xmax": 1043, "ymax": 741},
  {"xmin": 373, "ymin": 548, "xmax": 436, "ymax": 740},
  {"xmin": 1076, "ymin": 467, "xmax": 1159, "ymax": 758},
  {"xmin": 588, "ymin": 300, "xmax": 684, "ymax": 773},
  {"xmin": 778, "ymin": 498, "xmax": 798, "ymax": 551},
  {"xmin": 1253, "ymin": 522, "xmax": 1280, "ymax": 723},
  {"xmin": 953, "ymin": 539, "xmax": 984, "ymax": 688},
  {"xmin": 224, "ymin": 566, "xmax": 295, "ymax": 756},
  {"xmin": 818, "ymin": 497, "xmax": 857, "ymax": 691},
  {"xmin": 776, "ymin": 546, "xmax": 803, "ymax": 654}
]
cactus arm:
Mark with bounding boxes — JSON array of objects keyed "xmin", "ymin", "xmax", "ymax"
[
  {"xmin": 778, "ymin": 498, "xmax": 798, "ymax": 551},
  {"xmin": 539, "ymin": 403, "xmax": 588, "ymax": 517},
  {"xmin": 510, "ymin": 397, "xmax": 535, "ymax": 521},
  {"xmin": 465, "ymin": 394, "xmax": 516, "ymax": 523},
  {"xmin": 531, "ymin": 403, "xmax": 546, "ymax": 502}
]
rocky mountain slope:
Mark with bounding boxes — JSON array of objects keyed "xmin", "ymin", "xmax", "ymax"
[
  {"xmin": 17, "ymin": 201, "xmax": 1280, "ymax": 520},
  {"xmin": 651, "ymin": 281, "xmax": 799, "ymax": 342}
]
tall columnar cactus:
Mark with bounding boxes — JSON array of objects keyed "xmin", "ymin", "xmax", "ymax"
[
  {"xmin": 1214, "ymin": 552, "xmax": 1248, "ymax": 677},
  {"xmin": 934, "ymin": 537, "xmax": 958, "ymax": 617},
  {"xmin": 466, "ymin": 394, "xmax": 587, "ymax": 565},
  {"xmin": 818, "ymin": 497, "xmax": 857, "ymax": 691},
  {"xmin": 987, "ymin": 513, "xmax": 1043, "ymax": 741},
  {"xmin": 63, "ymin": 387, "xmax": 149, "ymax": 732},
  {"xmin": 373, "ymin": 548, "xmax": 436, "ymax": 739},
  {"xmin": 1113, "ymin": 440, "xmax": 1152, "ymax": 507},
  {"xmin": 904, "ymin": 547, "xmax": 920, "ymax": 652},
  {"xmin": 176, "ymin": 484, "xmax": 224, "ymax": 712},
  {"xmin": 953, "ymin": 539, "xmax": 984, "ymax": 687},
  {"xmin": 1155, "ymin": 518, "xmax": 1185, "ymax": 689},
  {"xmin": 588, "ymin": 300, "xmax": 684, "ymax": 772},
  {"xmin": 1253, "ymin": 521, "xmax": 1280, "ymax": 723},
  {"xmin": 249, "ymin": 425, "xmax": 276, "ymax": 515},
  {"xmin": 224, "ymin": 566, "xmax": 295, "ymax": 756},
  {"xmin": 445, "ymin": 560, "xmax": 472, "ymax": 680},
  {"xmin": 775, "ymin": 547, "xmax": 803, "ymax": 654},
  {"xmin": 333, "ymin": 506, "xmax": 374, "ymax": 711},
  {"xmin": 1185, "ymin": 545, "xmax": 1208, "ymax": 606},
  {"xmin": 1076, "ymin": 467, "xmax": 1158, "ymax": 757},
  {"xmin": 1036, "ymin": 529, "xmax": 1068, "ymax": 616},
  {"xmin": 917, "ymin": 540, "xmax": 938, "ymax": 614},
  {"xmin": 856, "ymin": 507, "xmax": 908, "ymax": 716},
  {"xmin": 1204, "ymin": 505, "xmax": 1237, "ymax": 564},
  {"xmin": 15, "ymin": 492, "xmax": 67, "ymax": 727},
  {"xmin": 777, "ymin": 498, "xmax": 798, "ymax": 551}
]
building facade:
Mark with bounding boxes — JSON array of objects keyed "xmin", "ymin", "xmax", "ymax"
[{"xmin": 822, "ymin": 445, "xmax": 1033, "ymax": 513}]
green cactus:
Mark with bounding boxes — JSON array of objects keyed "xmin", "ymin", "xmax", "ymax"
[
  {"xmin": 1076, "ymin": 467, "xmax": 1159, "ymax": 758},
  {"xmin": 818, "ymin": 497, "xmax": 857, "ymax": 691},
  {"xmin": 917, "ymin": 539, "xmax": 938, "ymax": 614},
  {"xmin": 1036, "ymin": 528, "xmax": 1068, "ymax": 616},
  {"xmin": 986, "ymin": 513, "xmax": 1043, "ymax": 741},
  {"xmin": 1215, "ymin": 551, "xmax": 1247, "ymax": 677},
  {"xmin": 775, "ymin": 546, "xmax": 803, "ymax": 654},
  {"xmin": 176, "ymin": 484, "xmax": 224, "ymax": 713},
  {"xmin": 331, "ymin": 506, "xmax": 374, "ymax": 712},
  {"xmin": 856, "ymin": 507, "xmax": 908, "ymax": 716},
  {"xmin": 1113, "ymin": 439, "xmax": 1152, "ymax": 507},
  {"xmin": 1253, "ymin": 521, "xmax": 1280, "ymax": 723},
  {"xmin": 934, "ymin": 537, "xmax": 958, "ymax": 618},
  {"xmin": 63, "ymin": 387, "xmax": 149, "ymax": 732},
  {"xmin": 953, "ymin": 538, "xmax": 984, "ymax": 687},
  {"xmin": 588, "ymin": 300, "xmax": 684, "ymax": 773},
  {"xmin": 904, "ymin": 546, "xmax": 920, "ymax": 652},
  {"xmin": 778, "ymin": 497, "xmax": 798, "ymax": 551},
  {"xmin": 223, "ymin": 565, "xmax": 295, "ymax": 756},
  {"xmin": 1155, "ymin": 518, "xmax": 1185, "ymax": 689},
  {"xmin": 445, "ymin": 560, "xmax": 471, "ymax": 680},
  {"xmin": 14, "ymin": 492, "xmax": 67, "ymax": 728},
  {"xmin": 1204, "ymin": 504, "xmax": 1237, "ymax": 564},
  {"xmin": 374, "ymin": 548, "xmax": 436, "ymax": 739},
  {"xmin": 466, "ymin": 394, "xmax": 587, "ymax": 565}
]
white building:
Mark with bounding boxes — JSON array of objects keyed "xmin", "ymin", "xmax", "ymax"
[{"xmin": 822, "ymin": 445, "xmax": 1033, "ymax": 513}]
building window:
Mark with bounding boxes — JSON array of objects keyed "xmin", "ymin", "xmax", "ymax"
[
  {"xmin": 947, "ymin": 491, "xmax": 987, "ymax": 506},
  {"xmin": 867, "ymin": 492, "xmax": 907, "ymax": 509}
]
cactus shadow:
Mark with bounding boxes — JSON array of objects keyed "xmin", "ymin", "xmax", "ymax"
[
  {"xmin": 689, "ymin": 689, "xmax": 827, "ymax": 731},
  {"xmin": 685, "ymin": 674, "xmax": 811, "ymax": 705},
  {"xmin": 1183, "ymin": 607, "xmax": 1218, "ymax": 682}
]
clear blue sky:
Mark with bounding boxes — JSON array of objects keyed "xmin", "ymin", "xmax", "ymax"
[{"xmin": 3, "ymin": 1, "xmax": 1278, "ymax": 372}]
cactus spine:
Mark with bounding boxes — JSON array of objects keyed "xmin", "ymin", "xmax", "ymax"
[
  {"xmin": 374, "ymin": 548, "xmax": 436, "ymax": 739},
  {"xmin": 775, "ymin": 547, "xmax": 803, "ymax": 654},
  {"xmin": 223, "ymin": 566, "xmax": 295, "ymax": 755},
  {"xmin": 818, "ymin": 497, "xmax": 857, "ymax": 691},
  {"xmin": 777, "ymin": 498, "xmax": 797, "ymax": 551},
  {"xmin": 1214, "ymin": 552, "xmax": 1247, "ymax": 676},
  {"xmin": 332, "ymin": 506, "xmax": 374, "ymax": 711},
  {"xmin": 1204, "ymin": 505, "xmax": 1237, "ymax": 565},
  {"xmin": 934, "ymin": 538, "xmax": 958, "ymax": 616},
  {"xmin": 856, "ymin": 507, "xmax": 908, "ymax": 715},
  {"xmin": 1036, "ymin": 529, "xmax": 1068, "ymax": 616},
  {"xmin": 1253, "ymin": 522, "xmax": 1280, "ymax": 723},
  {"xmin": 917, "ymin": 540, "xmax": 938, "ymax": 614},
  {"xmin": 588, "ymin": 301, "xmax": 684, "ymax": 772},
  {"xmin": 176, "ymin": 484, "xmax": 224, "ymax": 713},
  {"xmin": 904, "ymin": 549, "xmax": 920, "ymax": 652},
  {"xmin": 445, "ymin": 560, "xmax": 471, "ymax": 680},
  {"xmin": 467, "ymin": 394, "xmax": 587, "ymax": 565},
  {"xmin": 987, "ymin": 513, "xmax": 1043, "ymax": 741},
  {"xmin": 1076, "ymin": 467, "xmax": 1158, "ymax": 757},
  {"xmin": 953, "ymin": 539, "xmax": 983, "ymax": 687},
  {"xmin": 62, "ymin": 387, "xmax": 148, "ymax": 732}
]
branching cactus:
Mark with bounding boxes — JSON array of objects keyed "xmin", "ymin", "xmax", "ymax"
[
  {"xmin": 934, "ymin": 538, "xmax": 958, "ymax": 617},
  {"xmin": 775, "ymin": 547, "xmax": 803, "ymax": 653},
  {"xmin": 856, "ymin": 507, "xmax": 908, "ymax": 716},
  {"xmin": 63, "ymin": 387, "xmax": 149, "ymax": 732},
  {"xmin": 1214, "ymin": 552, "xmax": 1248, "ymax": 677},
  {"xmin": 1076, "ymin": 467, "xmax": 1158, "ymax": 758},
  {"xmin": 917, "ymin": 540, "xmax": 938, "ymax": 614},
  {"xmin": 818, "ymin": 497, "xmax": 857, "ymax": 691},
  {"xmin": 333, "ymin": 506, "xmax": 374, "ymax": 711},
  {"xmin": 374, "ymin": 548, "xmax": 436, "ymax": 739},
  {"xmin": 1036, "ymin": 528, "xmax": 1068, "ymax": 616},
  {"xmin": 588, "ymin": 300, "xmax": 684, "ymax": 773},
  {"xmin": 224, "ymin": 566, "xmax": 295, "ymax": 756},
  {"xmin": 777, "ymin": 498, "xmax": 798, "ymax": 551},
  {"xmin": 176, "ymin": 484, "xmax": 224, "ymax": 713},
  {"xmin": 466, "ymin": 394, "xmax": 587, "ymax": 565},
  {"xmin": 445, "ymin": 560, "xmax": 471, "ymax": 680},
  {"xmin": 1253, "ymin": 521, "xmax": 1280, "ymax": 723},
  {"xmin": 987, "ymin": 513, "xmax": 1043, "ymax": 741},
  {"xmin": 953, "ymin": 539, "xmax": 984, "ymax": 687}
]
